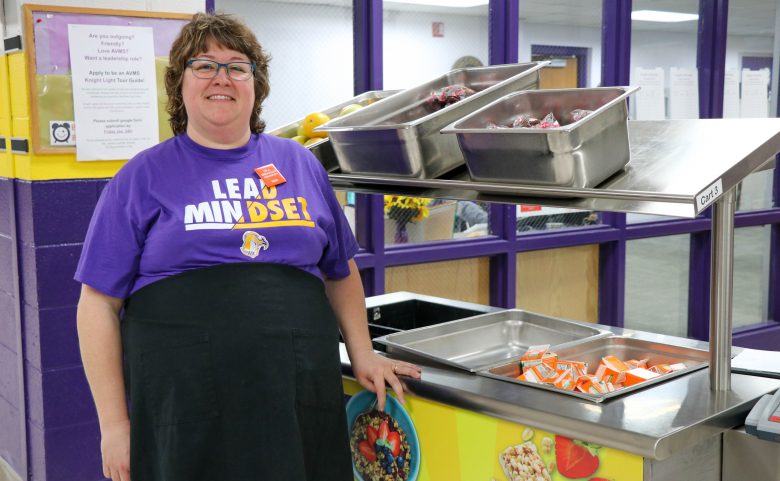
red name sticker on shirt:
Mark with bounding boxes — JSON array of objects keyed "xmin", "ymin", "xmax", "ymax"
[{"xmin": 254, "ymin": 163, "xmax": 287, "ymax": 187}]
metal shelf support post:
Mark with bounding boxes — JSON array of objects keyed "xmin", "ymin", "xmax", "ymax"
[{"xmin": 710, "ymin": 188, "xmax": 736, "ymax": 391}]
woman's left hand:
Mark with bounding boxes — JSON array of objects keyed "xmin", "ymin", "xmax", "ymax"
[{"xmin": 349, "ymin": 349, "xmax": 422, "ymax": 411}]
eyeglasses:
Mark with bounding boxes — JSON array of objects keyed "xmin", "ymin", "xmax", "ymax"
[{"xmin": 186, "ymin": 59, "xmax": 256, "ymax": 81}]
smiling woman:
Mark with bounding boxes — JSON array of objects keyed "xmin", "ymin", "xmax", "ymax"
[{"xmin": 74, "ymin": 11, "xmax": 421, "ymax": 481}]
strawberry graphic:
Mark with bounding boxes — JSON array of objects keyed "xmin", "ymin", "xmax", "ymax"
[{"xmin": 555, "ymin": 435, "xmax": 600, "ymax": 479}]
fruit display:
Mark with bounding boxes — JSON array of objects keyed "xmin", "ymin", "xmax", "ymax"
[
  {"xmin": 277, "ymin": 103, "xmax": 366, "ymax": 147},
  {"xmin": 514, "ymin": 344, "xmax": 686, "ymax": 395},
  {"xmin": 350, "ymin": 410, "xmax": 412, "ymax": 481},
  {"xmin": 424, "ymin": 84, "xmax": 475, "ymax": 112}
]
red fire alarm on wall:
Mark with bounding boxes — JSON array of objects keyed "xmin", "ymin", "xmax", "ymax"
[{"xmin": 432, "ymin": 22, "xmax": 444, "ymax": 37}]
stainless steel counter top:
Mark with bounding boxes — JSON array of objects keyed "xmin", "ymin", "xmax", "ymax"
[
  {"xmin": 339, "ymin": 325, "xmax": 780, "ymax": 460},
  {"xmin": 330, "ymin": 119, "xmax": 780, "ymax": 218}
]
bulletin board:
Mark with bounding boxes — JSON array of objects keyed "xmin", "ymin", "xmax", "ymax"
[{"xmin": 22, "ymin": 4, "xmax": 191, "ymax": 156}]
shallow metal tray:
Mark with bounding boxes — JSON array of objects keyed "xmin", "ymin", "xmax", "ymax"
[
  {"xmin": 267, "ymin": 89, "xmax": 399, "ymax": 172},
  {"xmin": 316, "ymin": 62, "xmax": 547, "ymax": 179},
  {"xmin": 373, "ymin": 309, "xmax": 609, "ymax": 372},
  {"xmin": 441, "ymin": 86, "xmax": 638, "ymax": 188},
  {"xmin": 479, "ymin": 336, "xmax": 709, "ymax": 403}
]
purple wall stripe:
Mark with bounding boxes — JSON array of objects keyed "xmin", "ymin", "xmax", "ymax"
[
  {"xmin": 733, "ymin": 322, "xmax": 780, "ymax": 350},
  {"xmin": 598, "ymin": 213, "xmax": 626, "ymax": 327},
  {"xmin": 488, "ymin": 0, "xmax": 518, "ymax": 308},
  {"xmin": 599, "ymin": 1, "xmax": 631, "ymax": 326},
  {"xmin": 384, "ymin": 237, "xmax": 507, "ymax": 266},
  {"xmin": 352, "ymin": 0, "xmax": 385, "ymax": 296},
  {"xmin": 15, "ymin": 180, "xmax": 105, "ymax": 247},
  {"xmin": 27, "ymin": 421, "xmax": 102, "ymax": 481},
  {"xmin": 23, "ymin": 306, "xmax": 80, "ymax": 371},
  {"xmin": 353, "ymin": 0, "xmax": 383, "ymax": 95},
  {"xmin": 517, "ymin": 226, "xmax": 620, "ymax": 251},
  {"xmin": 601, "ymin": 0, "xmax": 632, "ymax": 87},
  {"xmin": 688, "ymin": 230, "xmax": 712, "ymax": 340},
  {"xmin": 697, "ymin": 0, "xmax": 729, "ymax": 118},
  {"xmin": 489, "ymin": 0, "xmax": 519, "ymax": 66},
  {"xmin": 489, "ymin": 204, "xmax": 516, "ymax": 308},
  {"xmin": 626, "ymin": 218, "xmax": 712, "ymax": 238}
]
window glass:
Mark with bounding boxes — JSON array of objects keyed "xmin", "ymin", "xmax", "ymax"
[
  {"xmin": 628, "ymin": 0, "xmax": 699, "ymax": 223},
  {"xmin": 384, "ymin": 2, "xmax": 490, "ymax": 244},
  {"xmin": 733, "ymin": 225, "xmax": 771, "ymax": 328},
  {"xmin": 727, "ymin": 0, "xmax": 776, "ymax": 212},
  {"xmin": 519, "ymin": 0, "xmax": 602, "ymax": 88},
  {"xmin": 625, "ymin": 235, "xmax": 690, "ymax": 337},
  {"xmin": 516, "ymin": 0, "xmax": 604, "ymax": 233},
  {"xmin": 235, "ymin": 0, "xmax": 354, "ymax": 129}
]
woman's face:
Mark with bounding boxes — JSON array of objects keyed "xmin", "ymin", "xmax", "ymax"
[{"xmin": 182, "ymin": 39, "xmax": 255, "ymax": 146}]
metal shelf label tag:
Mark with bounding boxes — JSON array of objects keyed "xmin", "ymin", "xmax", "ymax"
[{"xmin": 696, "ymin": 178, "xmax": 723, "ymax": 212}]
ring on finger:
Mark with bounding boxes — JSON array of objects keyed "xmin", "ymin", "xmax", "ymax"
[{"xmin": 392, "ymin": 363, "xmax": 398, "ymax": 374}]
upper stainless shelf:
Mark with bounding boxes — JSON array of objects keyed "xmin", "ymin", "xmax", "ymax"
[{"xmin": 329, "ymin": 119, "xmax": 780, "ymax": 218}]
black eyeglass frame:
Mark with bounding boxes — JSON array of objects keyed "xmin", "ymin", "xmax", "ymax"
[{"xmin": 185, "ymin": 59, "xmax": 257, "ymax": 80}]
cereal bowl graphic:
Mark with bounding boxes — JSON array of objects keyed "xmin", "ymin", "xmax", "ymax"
[
  {"xmin": 346, "ymin": 390, "xmax": 420, "ymax": 481},
  {"xmin": 239, "ymin": 231, "xmax": 269, "ymax": 258}
]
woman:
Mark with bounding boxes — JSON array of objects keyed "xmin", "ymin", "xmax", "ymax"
[{"xmin": 75, "ymin": 12, "xmax": 420, "ymax": 481}]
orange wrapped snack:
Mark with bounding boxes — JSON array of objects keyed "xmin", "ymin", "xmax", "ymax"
[
  {"xmin": 556, "ymin": 360, "xmax": 588, "ymax": 376},
  {"xmin": 601, "ymin": 355, "xmax": 630, "ymax": 372},
  {"xmin": 526, "ymin": 363, "xmax": 557, "ymax": 382},
  {"xmin": 595, "ymin": 363, "xmax": 626, "ymax": 384},
  {"xmin": 521, "ymin": 344, "xmax": 550, "ymax": 362},
  {"xmin": 626, "ymin": 359, "xmax": 649, "ymax": 369},
  {"xmin": 623, "ymin": 367, "xmax": 660, "ymax": 386},
  {"xmin": 669, "ymin": 362, "xmax": 687, "ymax": 372},
  {"xmin": 649, "ymin": 364, "xmax": 673, "ymax": 375},
  {"xmin": 553, "ymin": 370, "xmax": 576, "ymax": 391}
]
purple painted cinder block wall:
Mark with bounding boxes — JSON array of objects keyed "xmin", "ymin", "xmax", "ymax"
[
  {"xmin": 0, "ymin": 176, "xmax": 24, "ymax": 476},
  {"xmin": 13, "ymin": 178, "xmax": 108, "ymax": 481}
]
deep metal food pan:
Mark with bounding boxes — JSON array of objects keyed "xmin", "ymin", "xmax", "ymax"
[
  {"xmin": 441, "ymin": 86, "xmax": 638, "ymax": 187},
  {"xmin": 267, "ymin": 90, "xmax": 399, "ymax": 172},
  {"xmin": 478, "ymin": 336, "xmax": 708, "ymax": 403},
  {"xmin": 373, "ymin": 309, "xmax": 609, "ymax": 372},
  {"xmin": 315, "ymin": 62, "xmax": 547, "ymax": 179}
]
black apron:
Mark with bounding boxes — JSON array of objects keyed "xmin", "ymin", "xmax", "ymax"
[{"xmin": 121, "ymin": 263, "xmax": 353, "ymax": 481}]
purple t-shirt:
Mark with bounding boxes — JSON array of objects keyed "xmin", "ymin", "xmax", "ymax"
[{"xmin": 75, "ymin": 133, "xmax": 359, "ymax": 299}]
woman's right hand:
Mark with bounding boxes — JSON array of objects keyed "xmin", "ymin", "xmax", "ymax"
[{"xmin": 100, "ymin": 419, "xmax": 131, "ymax": 481}]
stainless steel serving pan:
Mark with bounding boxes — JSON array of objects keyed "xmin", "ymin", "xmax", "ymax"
[
  {"xmin": 268, "ymin": 89, "xmax": 399, "ymax": 172},
  {"xmin": 441, "ymin": 86, "xmax": 638, "ymax": 188},
  {"xmin": 479, "ymin": 336, "xmax": 709, "ymax": 403},
  {"xmin": 373, "ymin": 309, "xmax": 610, "ymax": 372},
  {"xmin": 315, "ymin": 62, "xmax": 547, "ymax": 179}
]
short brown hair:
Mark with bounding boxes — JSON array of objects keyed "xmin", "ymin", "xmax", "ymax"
[{"xmin": 165, "ymin": 12, "xmax": 271, "ymax": 135}]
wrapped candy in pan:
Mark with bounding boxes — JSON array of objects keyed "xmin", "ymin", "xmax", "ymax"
[
  {"xmin": 568, "ymin": 108, "xmax": 594, "ymax": 123},
  {"xmin": 425, "ymin": 85, "xmax": 476, "ymax": 112}
]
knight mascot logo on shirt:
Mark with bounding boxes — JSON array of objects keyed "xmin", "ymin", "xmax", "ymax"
[{"xmin": 240, "ymin": 231, "xmax": 269, "ymax": 258}]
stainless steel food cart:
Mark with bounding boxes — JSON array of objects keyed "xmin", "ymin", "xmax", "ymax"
[{"xmin": 333, "ymin": 119, "xmax": 780, "ymax": 481}]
